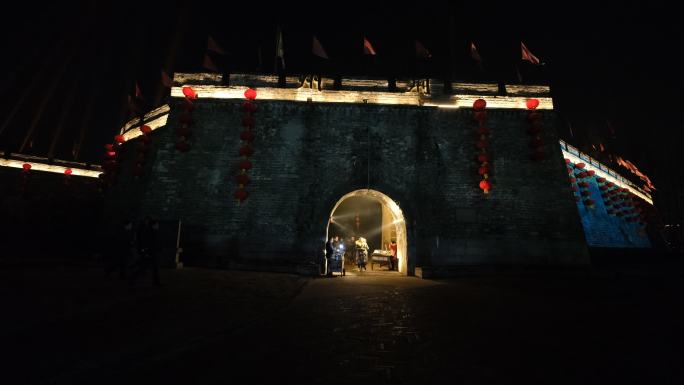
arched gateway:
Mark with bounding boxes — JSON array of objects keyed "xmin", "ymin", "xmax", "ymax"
[{"xmin": 326, "ymin": 189, "xmax": 408, "ymax": 274}]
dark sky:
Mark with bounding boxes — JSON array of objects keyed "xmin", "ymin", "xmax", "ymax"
[{"xmin": 0, "ymin": 1, "xmax": 681, "ymax": 222}]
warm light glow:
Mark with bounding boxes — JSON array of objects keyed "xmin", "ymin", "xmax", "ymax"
[
  {"xmin": 0, "ymin": 158, "xmax": 101, "ymax": 178},
  {"xmin": 328, "ymin": 189, "xmax": 407, "ymax": 274},
  {"xmin": 171, "ymin": 73, "xmax": 553, "ymax": 110}
]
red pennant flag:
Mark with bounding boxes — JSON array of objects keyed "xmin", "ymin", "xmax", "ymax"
[
  {"xmin": 415, "ymin": 40, "xmax": 431, "ymax": 58},
  {"xmin": 521, "ymin": 41, "xmax": 540, "ymax": 64},
  {"xmin": 312, "ymin": 36, "xmax": 329, "ymax": 59},
  {"xmin": 470, "ymin": 42, "xmax": 482, "ymax": 62},
  {"xmin": 363, "ymin": 37, "xmax": 377, "ymax": 55},
  {"xmin": 207, "ymin": 35, "xmax": 226, "ymax": 55},
  {"xmin": 161, "ymin": 69, "xmax": 173, "ymax": 88},
  {"xmin": 203, "ymin": 53, "xmax": 219, "ymax": 72}
]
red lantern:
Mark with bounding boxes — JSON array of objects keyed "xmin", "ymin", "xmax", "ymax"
[
  {"xmin": 577, "ymin": 172, "xmax": 588, "ymax": 178},
  {"xmin": 476, "ymin": 140, "xmax": 489, "ymax": 149},
  {"xmin": 530, "ymin": 138, "xmax": 544, "ymax": 148},
  {"xmin": 104, "ymin": 144, "xmax": 114, "ymax": 151},
  {"xmin": 244, "ymin": 88, "xmax": 257, "ymax": 100},
  {"xmin": 572, "ymin": 185, "xmax": 579, "ymax": 192},
  {"xmin": 587, "ymin": 170, "xmax": 595, "ymax": 176},
  {"xmin": 64, "ymin": 168, "xmax": 72, "ymax": 175},
  {"xmin": 182, "ymin": 86, "xmax": 198, "ymax": 99},
  {"xmin": 476, "ymin": 126, "xmax": 490, "ymax": 136},
  {"xmin": 472, "ymin": 111, "xmax": 487, "ymax": 124},
  {"xmin": 239, "ymin": 146, "xmax": 254, "ymax": 157},
  {"xmin": 22, "ymin": 163, "xmax": 31, "ymax": 171},
  {"xmin": 473, "ymin": 99, "xmax": 486, "ymax": 110},
  {"xmin": 241, "ymin": 115, "xmax": 254, "ymax": 127},
  {"xmin": 175, "ymin": 140, "xmax": 190, "ymax": 152},
  {"xmin": 527, "ymin": 112, "xmax": 542, "ymax": 122},
  {"xmin": 564, "ymin": 158, "xmax": 570, "ymax": 164},
  {"xmin": 180, "ymin": 98, "xmax": 194, "ymax": 110},
  {"xmin": 242, "ymin": 101, "xmax": 257, "ymax": 113},
  {"xmin": 478, "ymin": 165, "xmax": 490, "ymax": 175},
  {"xmin": 179, "ymin": 114, "xmax": 194, "ymax": 125},
  {"xmin": 234, "ymin": 188, "xmax": 249, "ymax": 202},
  {"xmin": 238, "ymin": 160, "xmax": 253, "ymax": 170},
  {"xmin": 177, "ymin": 125, "xmax": 192, "ymax": 138},
  {"xmin": 235, "ymin": 174, "xmax": 251, "ymax": 186},
  {"xmin": 240, "ymin": 131, "xmax": 255, "ymax": 142},
  {"xmin": 479, "ymin": 179, "xmax": 491, "ymax": 193},
  {"xmin": 477, "ymin": 153, "xmax": 490, "ymax": 163},
  {"xmin": 569, "ymin": 177, "xmax": 577, "ymax": 183},
  {"xmin": 597, "ymin": 177, "xmax": 606, "ymax": 183},
  {"xmin": 106, "ymin": 151, "xmax": 117, "ymax": 158},
  {"xmin": 114, "ymin": 135, "xmax": 125, "ymax": 144},
  {"xmin": 140, "ymin": 125, "xmax": 152, "ymax": 135},
  {"xmin": 575, "ymin": 163, "xmax": 586, "ymax": 169},
  {"xmin": 526, "ymin": 98, "xmax": 540, "ymax": 110}
]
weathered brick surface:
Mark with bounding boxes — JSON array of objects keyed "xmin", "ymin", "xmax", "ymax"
[{"xmin": 106, "ymin": 98, "xmax": 590, "ymax": 274}]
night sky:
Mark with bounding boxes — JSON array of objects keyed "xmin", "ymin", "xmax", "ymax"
[{"xmin": 1, "ymin": 1, "xmax": 681, "ymax": 222}]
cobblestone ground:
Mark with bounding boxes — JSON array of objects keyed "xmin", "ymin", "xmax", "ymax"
[{"xmin": 3, "ymin": 264, "xmax": 684, "ymax": 385}]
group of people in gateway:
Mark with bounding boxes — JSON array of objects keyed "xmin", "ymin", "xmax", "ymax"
[{"xmin": 325, "ymin": 235, "xmax": 397, "ymax": 276}]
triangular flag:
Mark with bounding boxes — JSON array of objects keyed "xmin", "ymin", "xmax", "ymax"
[
  {"xmin": 363, "ymin": 37, "xmax": 377, "ymax": 55},
  {"xmin": 521, "ymin": 41, "xmax": 540, "ymax": 64},
  {"xmin": 161, "ymin": 69, "xmax": 173, "ymax": 88},
  {"xmin": 203, "ymin": 53, "xmax": 219, "ymax": 72},
  {"xmin": 416, "ymin": 40, "xmax": 431, "ymax": 58},
  {"xmin": 470, "ymin": 42, "xmax": 482, "ymax": 62},
  {"xmin": 275, "ymin": 26, "xmax": 285, "ymax": 69},
  {"xmin": 312, "ymin": 36, "xmax": 329, "ymax": 59},
  {"xmin": 207, "ymin": 35, "xmax": 227, "ymax": 55}
]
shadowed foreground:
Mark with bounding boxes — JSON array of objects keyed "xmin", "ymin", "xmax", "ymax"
[{"xmin": 2, "ymin": 262, "xmax": 683, "ymax": 384}]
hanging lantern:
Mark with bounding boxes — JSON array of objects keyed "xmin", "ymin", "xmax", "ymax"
[
  {"xmin": 179, "ymin": 114, "xmax": 195, "ymax": 125},
  {"xmin": 472, "ymin": 111, "xmax": 487, "ymax": 125},
  {"xmin": 572, "ymin": 185, "xmax": 579, "ymax": 192},
  {"xmin": 568, "ymin": 177, "xmax": 577, "ymax": 183},
  {"xmin": 22, "ymin": 163, "xmax": 31, "ymax": 171},
  {"xmin": 64, "ymin": 168, "xmax": 72, "ymax": 175},
  {"xmin": 140, "ymin": 125, "xmax": 152, "ymax": 135},
  {"xmin": 244, "ymin": 88, "xmax": 257, "ymax": 100},
  {"xmin": 575, "ymin": 163, "xmax": 586, "ymax": 169},
  {"xmin": 242, "ymin": 101, "xmax": 257, "ymax": 113},
  {"xmin": 476, "ymin": 140, "xmax": 489, "ymax": 149},
  {"xmin": 238, "ymin": 160, "xmax": 253, "ymax": 170},
  {"xmin": 240, "ymin": 130, "xmax": 255, "ymax": 142},
  {"xmin": 587, "ymin": 170, "xmax": 595, "ymax": 176},
  {"xmin": 239, "ymin": 146, "xmax": 254, "ymax": 157},
  {"xmin": 241, "ymin": 115, "xmax": 255, "ymax": 127},
  {"xmin": 234, "ymin": 188, "xmax": 249, "ymax": 202},
  {"xmin": 478, "ymin": 165, "xmax": 489, "ymax": 176},
  {"xmin": 473, "ymin": 99, "xmax": 486, "ymax": 111},
  {"xmin": 526, "ymin": 98, "xmax": 540, "ymax": 110},
  {"xmin": 597, "ymin": 177, "xmax": 606, "ymax": 183},
  {"xmin": 114, "ymin": 135, "xmax": 125, "ymax": 144},
  {"xmin": 476, "ymin": 126, "xmax": 490, "ymax": 136},
  {"xmin": 104, "ymin": 144, "xmax": 114, "ymax": 151},
  {"xmin": 477, "ymin": 153, "xmax": 490, "ymax": 163},
  {"xmin": 479, "ymin": 179, "xmax": 491, "ymax": 193},
  {"xmin": 175, "ymin": 140, "xmax": 190, "ymax": 152},
  {"xmin": 106, "ymin": 151, "xmax": 117, "ymax": 158},
  {"xmin": 182, "ymin": 86, "xmax": 198, "ymax": 99},
  {"xmin": 235, "ymin": 174, "xmax": 251, "ymax": 186}
]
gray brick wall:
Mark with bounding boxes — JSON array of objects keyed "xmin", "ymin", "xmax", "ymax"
[{"xmin": 106, "ymin": 98, "xmax": 590, "ymax": 274}]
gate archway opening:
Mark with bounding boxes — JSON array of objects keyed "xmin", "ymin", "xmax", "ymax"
[{"xmin": 326, "ymin": 189, "xmax": 408, "ymax": 274}]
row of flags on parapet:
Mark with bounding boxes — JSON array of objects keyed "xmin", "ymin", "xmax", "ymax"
[{"xmin": 141, "ymin": 35, "xmax": 541, "ymax": 103}]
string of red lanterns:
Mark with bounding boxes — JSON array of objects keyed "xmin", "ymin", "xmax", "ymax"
[
  {"xmin": 99, "ymin": 138, "xmax": 122, "ymax": 192},
  {"xmin": 176, "ymin": 86, "xmax": 197, "ymax": 152},
  {"xmin": 565, "ymin": 159, "xmax": 581, "ymax": 202},
  {"xmin": 526, "ymin": 99, "xmax": 545, "ymax": 162},
  {"xmin": 235, "ymin": 88, "xmax": 257, "ymax": 203},
  {"xmin": 20, "ymin": 163, "xmax": 31, "ymax": 194},
  {"xmin": 473, "ymin": 99, "xmax": 491, "ymax": 194}
]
